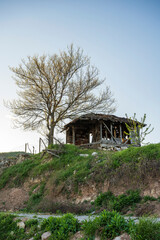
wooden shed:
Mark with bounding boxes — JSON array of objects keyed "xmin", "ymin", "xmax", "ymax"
[{"xmin": 63, "ymin": 113, "xmax": 144, "ymax": 147}]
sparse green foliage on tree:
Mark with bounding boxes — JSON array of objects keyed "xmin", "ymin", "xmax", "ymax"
[
  {"xmin": 125, "ymin": 113, "xmax": 154, "ymax": 145},
  {"xmin": 5, "ymin": 45, "xmax": 116, "ymax": 146}
]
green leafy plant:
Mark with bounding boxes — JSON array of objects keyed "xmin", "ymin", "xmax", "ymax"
[
  {"xmin": 25, "ymin": 219, "xmax": 38, "ymax": 227},
  {"xmin": 82, "ymin": 210, "xmax": 134, "ymax": 239},
  {"xmin": 143, "ymin": 195, "xmax": 157, "ymax": 202},
  {"xmin": 93, "ymin": 190, "xmax": 142, "ymax": 212},
  {"xmin": 41, "ymin": 213, "xmax": 80, "ymax": 240},
  {"xmin": 131, "ymin": 217, "xmax": 160, "ymax": 240},
  {"xmin": 112, "ymin": 190, "xmax": 141, "ymax": 212},
  {"xmin": 0, "ymin": 213, "xmax": 26, "ymax": 240},
  {"xmin": 94, "ymin": 191, "xmax": 115, "ymax": 207}
]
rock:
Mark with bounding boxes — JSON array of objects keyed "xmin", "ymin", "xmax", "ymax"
[
  {"xmin": 70, "ymin": 231, "xmax": 84, "ymax": 240},
  {"xmin": 94, "ymin": 231, "xmax": 101, "ymax": 240},
  {"xmin": 16, "ymin": 154, "xmax": 30, "ymax": 164},
  {"xmin": 79, "ymin": 154, "xmax": 89, "ymax": 157},
  {"xmin": 95, "ymin": 236, "xmax": 100, "ymax": 240},
  {"xmin": 41, "ymin": 231, "xmax": 51, "ymax": 240},
  {"xmin": 113, "ymin": 233, "xmax": 131, "ymax": 240},
  {"xmin": 114, "ymin": 147, "xmax": 121, "ymax": 151},
  {"xmin": 17, "ymin": 221, "xmax": 25, "ymax": 229},
  {"xmin": 92, "ymin": 152, "xmax": 98, "ymax": 156},
  {"xmin": 28, "ymin": 238, "xmax": 34, "ymax": 240},
  {"xmin": 21, "ymin": 217, "xmax": 29, "ymax": 222},
  {"xmin": 121, "ymin": 147, "xmax": 128, "ymax": 150},
  {"xmin": 10, "ymin": 231, "xmax": 14, "ymax": 235}
]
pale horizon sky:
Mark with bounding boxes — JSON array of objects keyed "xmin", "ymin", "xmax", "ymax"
[{"xmin": 0, "ymin": 0, "xmax": 160, "ymax": 152}]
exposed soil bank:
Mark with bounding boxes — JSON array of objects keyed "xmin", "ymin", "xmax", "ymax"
[{"xmin": 0, "ymin": 144, "xmax": 160, "ymax": 216}]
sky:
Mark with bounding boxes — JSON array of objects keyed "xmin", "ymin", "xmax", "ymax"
[{"xmin": 0, "ymin": 0, "xmax": 160, "ymax": 152}]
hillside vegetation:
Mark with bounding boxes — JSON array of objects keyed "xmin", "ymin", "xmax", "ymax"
[
  {"xmin": 1, "ymin": 211, "xmax": 160, "ymax": 240},
  {"xmin": 0, "ymin": 143, "xmax": 160, "ymax": 213}
]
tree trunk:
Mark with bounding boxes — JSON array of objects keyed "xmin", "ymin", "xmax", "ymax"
[{"xmin": 48, "ymin": 126, "xmax": 55, "ymax": 146}]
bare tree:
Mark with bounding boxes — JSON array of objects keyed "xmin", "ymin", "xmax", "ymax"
[{"xmin": 5, "ymin": 45, "xmax": 116, "ymax": 145}]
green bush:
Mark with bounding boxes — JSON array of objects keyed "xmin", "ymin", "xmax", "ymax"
[
  {"xmin": 143, "ymin": 195, "xmax": 157, "ymax": 202},
  {"xmin": 93, "ymin": 190, "xmax": 142, "ymax": 212},
  {"xmin": 112, "ymin": 190, "xmax": 141, "ymax": 212},
  {"xmin": 131, "ymin": 217, "xmax": 160, "ymax": 240},
  {"xmin": 0, "ymin": 213, "xmax": 26, "ymax": 240},
  {"xmin": 25, "ymin": 218, "xmax": 38, "ymax": 227},
  {"xmin": 41, "ymin": 213, "xmax": 80, "ymax": 240},
  {"xmin": 82, "ymin": 210, "xmax": 134, "ymax": 239},
  {"xmin": 94, "ymin": 191, "xmax": 115, "ymax": 207}
]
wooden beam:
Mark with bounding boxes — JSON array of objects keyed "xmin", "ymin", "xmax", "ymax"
[
  {"xmin": 120, "ymin": 124, "xmax": 122, "ymax": 143},
  {"xmin": 72, "ymin": 126, "xmax": 75, "ymax": 145},
  {"xmin": 100, "ymin": 122, "xmax": 103, "ymax": 140},
  {"xmin": 105, "ymin": 129, "xmax": 108, "ymax": 139},
  {"xmin": 66, "ymin": 129, "xmax": 68, "ymax": 144},
  {"xmin": 110, "ymin": 123, "xmax": 113, "ymax": 141},
  {"xmin": 102, "ymin": 121, "xmax": 117, "ymax": 143},
  {"xmin": 136, "ymin": 126, "xmax": 141, "ymax": 146}
]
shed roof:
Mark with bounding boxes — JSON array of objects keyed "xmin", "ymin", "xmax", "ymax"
[{"xmin": 63, "ymin": 113, "xmax": 145, "ymax": 130}]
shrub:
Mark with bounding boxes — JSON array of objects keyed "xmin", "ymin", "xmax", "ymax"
[
  {"xmin": 0, "ymin": 213, "xmax": 27, "ymax": 240},
  {"xmin": 93, "ymin": 190, "xmax": 142, "ymax": 212},
  {"xmin": 25, "ymin": 218, "xmax": 38, "ymax": 227},
  {"xmin": 82, "ymin": 210, "xmax": 134, "ymax": 239},
  {"xmin": 131, "ymin": 217, "xmax": 160, "ymax": 240},
  {"xmin": 112, "ymin": 190, "xmax": 141, "ymax": 212},
  {"xmin": 41, "ymin": 213, "xmax": 80, "ymax": 240},
  {"xmin": 143, "ymin": 195, "xmax": 157, "ymax": 202},
  {"xmin": 94, "ymin": 191, "xmax": 115, "ymax": 207}
]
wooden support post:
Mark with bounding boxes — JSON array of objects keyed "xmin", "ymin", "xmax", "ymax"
[
  {"xmin": 33, "ymin": 146, "xmax": 35, "ymax": 154},
  {"xmin": 103, "ymin": 121, "xmax": 117, "ymax": 143},
  {"xmin": 39, "ymin": 138, "xmax": 41, "ymax": 153},
  {"xmin": 110, "ymin": 123, "xmax": 113, "ymax": 141},
  {"xmin": 25, "ymin": 143, "xmax": 27, "ymax": 153},
  {"xmin": 66, "ymin": 130, "xmax": 68, "ymax": 144},
  {"xmin": 136, "ymin": 126, "xmax": 141, "ymax": 146},
  {"xmin": 100, "ymin": 122, "xmax": 103, "ymax": 140},
  {"xmin": 105, "ymin": 129, "xmax": 108, "ymax": 139},
  {"xmin": 72, "ymin": 126, "xmax": 75, "ymax": 145},
  {"xmin": 120, "ymin": 124, "xmax": 122, "ymax": 143}
]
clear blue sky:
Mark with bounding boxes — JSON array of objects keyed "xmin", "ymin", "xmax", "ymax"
[{"xmin": 0, "ymin": 0, "xmax": 160, "ymax": 152}]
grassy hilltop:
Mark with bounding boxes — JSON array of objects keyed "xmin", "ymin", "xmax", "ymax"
[
  {"xmin": 1, "ymin": 144, "xmax": 160, "ymax": 239},
  {"xmin": 0, "ymin": 144, "xmax": 160, "ymax": 214}
]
